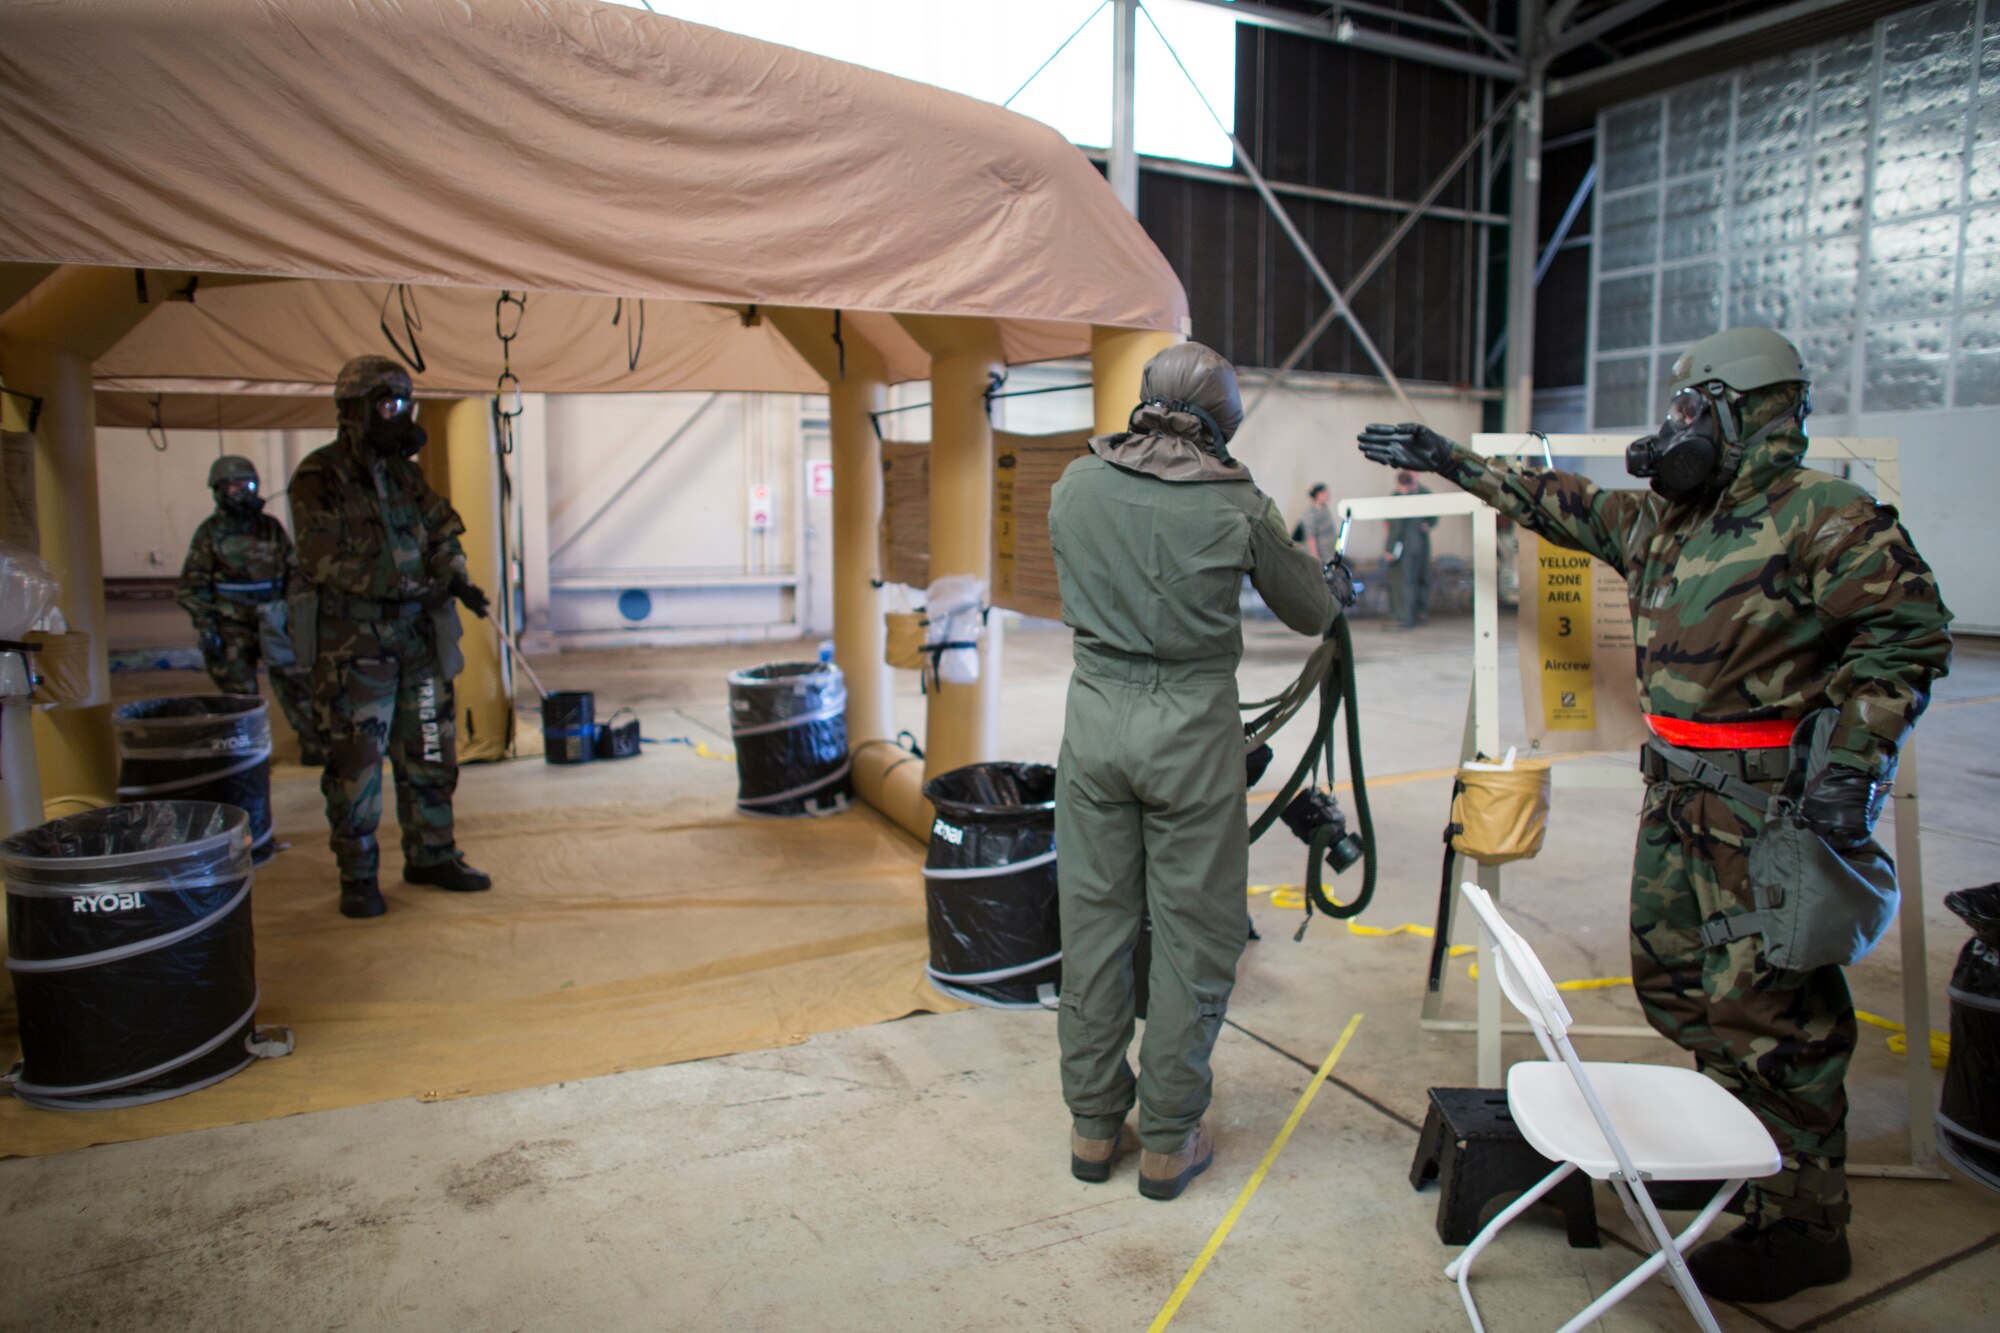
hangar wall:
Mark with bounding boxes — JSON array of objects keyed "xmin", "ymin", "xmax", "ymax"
[{"xmin": 1583, "ymin": 0, "xmax": 2000, "ymax": 632}]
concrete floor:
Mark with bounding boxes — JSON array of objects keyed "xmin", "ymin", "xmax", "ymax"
[{"xmin": 4, "ymin": 612, "xmax": 1997, "ymax": 1331}]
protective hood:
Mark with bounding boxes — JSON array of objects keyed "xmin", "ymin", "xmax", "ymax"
[
  {"xmin": 1088, "ymin": 342, "xmax": 1252, "ymax": 484},
  {"xmin": 1715, "ymin": 383, "xmax": 1809, "ymax": 508}
]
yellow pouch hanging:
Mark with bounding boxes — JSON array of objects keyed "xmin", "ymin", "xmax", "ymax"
[
  {"xmin": 884, "ymin": 610, "xmax": 928, "ymax": 670},
  {"xmin": 1449, "ymin": 751, "xmax": 1551, "ymax": 865}
]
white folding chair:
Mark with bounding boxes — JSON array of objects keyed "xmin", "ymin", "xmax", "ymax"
[{"xmin": 1447, "ymin": 884, "xmax": 1781, "ymax": 1333}]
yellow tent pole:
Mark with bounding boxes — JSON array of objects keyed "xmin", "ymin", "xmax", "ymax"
[
  {"xmin": 0, "ymin": 266, "xmax": 163, "ymax": 816},
  {"xmin": 896, "ymin": 315, "xmax": 1004, "ymax": 785},
  {"xmin": 1091, "ymin": 325, "xmax": 1180, "ymax": 436},
  {"xmin": 420, "ymin": 397, "xmax": 512, "ymax": 762},
  {"xmin": 767, "ymin": 308, "xmax": 928, "ymax": 839}
]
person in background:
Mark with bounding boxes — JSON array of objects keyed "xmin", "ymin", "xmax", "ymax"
[
  {"xmin": 1048, "ymin": 343, "xmax": 1354, "ymax": 1202},
  {"xmin": 176, "ymin": 455, "xmax": 327, "ymax": 765},
  {"xmin": 1382, "ymin": 469, "xmax": 1435, "ymax": 629},
  {"xmin": 1302, "ymin": 481, "xmax": 1337, "ymax": 562}
]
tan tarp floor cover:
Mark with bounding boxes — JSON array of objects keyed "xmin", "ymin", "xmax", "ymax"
[{"xmin": 0, "ymin": 775, "xmax": 959, "ymax": 1158}]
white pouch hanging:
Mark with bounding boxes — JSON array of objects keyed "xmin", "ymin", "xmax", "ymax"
[{"xmin": 925, "ymin": 574, "xmax": 986, "ymax": 686}]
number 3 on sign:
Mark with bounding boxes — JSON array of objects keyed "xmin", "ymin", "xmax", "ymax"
[{"xmin": 1557, "ymin": 615, "xmax": 1572, "ymax": 637}]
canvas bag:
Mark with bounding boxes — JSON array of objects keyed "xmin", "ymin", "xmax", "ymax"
[
  {"xmin": 1448, "ymin": 750, "xmax": 1551, "ymax": 865},
  {"xmin": 1652, "ymin": 711, "xmax": 1899, "ymax": 972}
]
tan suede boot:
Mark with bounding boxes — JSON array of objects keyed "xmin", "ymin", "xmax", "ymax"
[
  {"xmin": 1071, "ymin": 1126, "xmax": 1125, "ymax": 1182},
  {"xmin": 1139, "ymin": 1123, "xmax": 1214, "ymax": 1201}
]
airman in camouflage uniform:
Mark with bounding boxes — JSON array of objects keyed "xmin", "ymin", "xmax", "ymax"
[
  {"xmin": 290, "ymin": 356, "xmax": 493, "ymax": 918},
  {"xmin": 175, "ymin": 455, "xmax": 327, "ymax": 763},
  {"xmin": 1360, "ymin": 328, "xmax": 1952, "ymax": 1303}
]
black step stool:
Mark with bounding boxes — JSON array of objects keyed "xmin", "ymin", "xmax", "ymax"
[{"xmin": 1410, "ymin": 1087, "xmax": 1599, "ymax": 1249}]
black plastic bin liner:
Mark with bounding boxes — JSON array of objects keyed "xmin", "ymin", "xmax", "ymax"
[
  {"xmin": 728, "ymin": 662, "xmax": 851, "ymax": 818},
  {"xmin": 1939, "ymin": 885, "xmax": 2000, "ymax": 1194},
  {"xmin": 922, "ymin": 762, "xmax": 1060, "ymax": 1009},
  {"xmin": 542, "ymin": 691, "xmax": 595, "ymax": 766},
  {"xmin": 114, "ymin": 696, "xmax": 274, "ymax": 862},
  {"xmin": 1, "ymin": 802, "xmax": 262, "ymax": 1110}
]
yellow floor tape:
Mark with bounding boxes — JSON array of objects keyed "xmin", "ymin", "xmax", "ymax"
[
  {"xmin": 1148, "ymin": 1013, "xmax": 1365, "ymax": 1333},
  {"xmin": 1455, "ymin": 963, "xmax": 1949, "ymax": 1066},
  {"xmin": 1249, "ymin": 884, "xmax": 1475, "ymax": 957},
  {"xmin": 1248, "ymin": 887, "xmax": 1951, "ymax": 1066}
]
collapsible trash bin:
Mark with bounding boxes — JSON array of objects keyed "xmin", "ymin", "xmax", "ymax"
[
  {"xmin": 1, "ymin": 802, "xmax": 268, "ymax": 1110},
  {"xmin": 728, "ymin": 662, "xmax": 851, "ymax": 818},
  {"xmin": 114, "ymin": 696, "xmax": 275, "ymax": 862},
  {"xmin": 921, "ymin": 762, "xmax": 1060, "ymax": 1009},
  {"xmin": 1939, "ymin": 885, "xmax": 2000, "ymax": 1194}
]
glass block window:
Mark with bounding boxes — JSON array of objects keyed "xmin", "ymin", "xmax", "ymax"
[{"xmin": 1589, "ymin": 0, "xmax": 2000, "ymax": 427}]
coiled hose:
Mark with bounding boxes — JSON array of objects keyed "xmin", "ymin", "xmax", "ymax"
[{"xmin": 1243, "ymin": 615, "xmax": 1375, "ymax": 925}]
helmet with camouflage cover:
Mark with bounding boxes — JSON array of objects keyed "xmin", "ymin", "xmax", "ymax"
[
  {"xmin": 208, "ymin": 455, "xmax": 259, "ymax": 489},
  {"xmin": 1669, "ymin": 328, "xmax": 1809, "ymax": 395},
  {"xmin": 335, "ymin": 354, "xmax": 413, "ymax": 404}
]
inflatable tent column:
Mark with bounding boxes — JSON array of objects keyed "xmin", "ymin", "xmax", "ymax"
[
  {"xmin": 895, "ymin": 316, "xmax": 1004, "ymax": 787},
  {"xmin": 417, "ymin": 397, "xmax": 512, "ymax": 761},
  {"xmin": 1091, "ymin": 326, "xmax": 1179, "ymax": 436},
  {"xmin": 768, "ymin": 309, "xmax": 928, "ymax": 838},
  {"xmin": 0, "ymin": 266, "xmax": 159, "ymax": 814}
]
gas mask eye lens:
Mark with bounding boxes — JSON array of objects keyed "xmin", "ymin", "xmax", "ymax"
[
  {"xmin": 1667, "ymin": 388, "xmax": 1708, "ymax": 429},
  {"xmin": 374, "ymin": 394, "xmax": 414, "ymax": 422}
]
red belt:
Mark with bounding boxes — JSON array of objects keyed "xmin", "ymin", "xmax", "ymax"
[{"xmin": 1644, "ymin": 714, "xmax": 1800, "ymax": 749}]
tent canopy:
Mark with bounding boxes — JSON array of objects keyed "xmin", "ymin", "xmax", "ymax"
[{"xmin": 0, "ymin": 0, "xmax": 1187, "ymax": 408}]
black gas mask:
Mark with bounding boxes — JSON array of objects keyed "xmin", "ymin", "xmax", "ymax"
[
  {"xmin": 357, "ymin": 388, "xmax": 426, "ymax": 459},
  {"xmin": 216, "ymin": 479, "xmax": 264, "ymax": 518},
  {"xmin": 1625, "ymin": 385, "xmax": 1738, "ymax": 503}
]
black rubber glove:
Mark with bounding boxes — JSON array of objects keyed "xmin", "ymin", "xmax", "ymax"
[
  {"xmin": 1323, "ymin": 554, "xmax": 1359, "ymax": 610},
  {"xmin": 452, "ymin": 578, "xmax": 491, "ymax": 620},
  {"xmin": 194, "ymin": 622, "xmax": 224, "ymax": 660},
  {"xmin": 1357, "ymin": 422, "xmax": 1456, "ymax": 473},
  {"xmin": 1799, "ymin": 763, "xmax": 1890, "ymax": 849}
]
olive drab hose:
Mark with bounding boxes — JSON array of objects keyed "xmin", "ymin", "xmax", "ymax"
[{"xmin": 1241, "ymin": 615, "xmax": 1377, "ymax": 935}]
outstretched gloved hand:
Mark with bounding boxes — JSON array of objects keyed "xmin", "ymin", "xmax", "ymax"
[
  {"xmin": 452, "ymin": 578, "xmax": 491, "ymax": 620},
  {"xmin": 1800, "ymin": 763, "xmax": 1890, "ymax": 849},
  {"xmin": 1357, "ymin": 422, "xmax": 1456, "ymax": 473},
  {"xmin": 1323, "ymin": 554, "xmax": 1359, "ymax": 610}
]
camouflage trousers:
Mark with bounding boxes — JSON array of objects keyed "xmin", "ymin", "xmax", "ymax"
[
  {"xmin": 200, "ymin": 616, "xmax": 325, "ymax": 756},
  {"xmin": 311, "ymin": 615, "xmax": 459, "ymax": 881},
  {"xmin": 1630, "ymin": 778, "xmax": 1855, "ymax": 1235}
]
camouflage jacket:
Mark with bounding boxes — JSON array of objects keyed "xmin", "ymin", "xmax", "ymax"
[
  {"xmin": 289, "ymin": 429, "xmax": 467, "ymax": 608},
  {"xmin": 175, "ymin": 510, "xmax": 298, "ymax": 626},
  {"xmin": 1441, "ymin": 421, "xmax": 1952, "ymax": 775}
]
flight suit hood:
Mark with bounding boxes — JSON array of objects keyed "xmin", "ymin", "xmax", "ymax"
[{"xmin": 1089, "ymin": 342, "xmax": 1252, "ymax": 484}]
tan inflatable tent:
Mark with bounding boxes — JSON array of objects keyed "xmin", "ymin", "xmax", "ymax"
[{"xmin": 0, "ymin": 0, "xmax": 1188, "ymax": 830}]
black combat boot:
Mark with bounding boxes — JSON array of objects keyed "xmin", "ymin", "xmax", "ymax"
[
  {"xmin": 340, "ymin": 877, "xmax": 387, "ymax": 918},
  {"xmin": 1686, "ymin": 1217, "xmax": 1851, "ymax": 1302},
  {"xmin": 404, "ymin": 855, "xmax": 492, "ymax": 893}
]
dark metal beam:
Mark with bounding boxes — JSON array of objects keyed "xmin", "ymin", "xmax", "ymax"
[
  {"xmin": 1436, "ymin": 0, "xmax": 1517, "ymax": 62},
  {"xmin": 1176, "ymin": 0, "xmax": 1523, "ymax": 81},
  {"xmin": 1248, "ymin": 89, "xmax": 1522, "ymax": 415},
  {"xmin": 1545, "ymin": 0, "xmax": 1673, "ymax": 59},
  {"xmin": 1548, "ymin": 0, "xmax": 1858, "ymax": 99},
  {"xmin": 1086, "ymin": 149, "xmax": 1508, "ymax": 226}
]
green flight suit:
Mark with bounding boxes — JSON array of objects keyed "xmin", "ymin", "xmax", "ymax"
[
  {"xmin": 1049, "ymin": 444, "xmax": 1334, "ymax": 1154},
  {"xmin": 1437, "ymin": 390, "xmax": 1953, "ymax": 1230}
]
